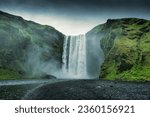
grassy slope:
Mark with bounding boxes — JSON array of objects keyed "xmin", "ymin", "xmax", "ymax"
[
  {"xmin": 96, "ymin": 18, "xmax": 150, "ymax": 81},
  {"xmin": 0, "ymin": 11, "xmax": 64, "ymax": 80},
  {"xmin": 0, "ymin": 69, "xmax": 22, "ymax": 80}
]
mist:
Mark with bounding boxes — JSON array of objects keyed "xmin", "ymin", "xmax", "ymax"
[
  {"xmin": 86, "ymin": 31, "xmax": 105, "ymax": 78},
  {"xmin": 20, "ymin": 44, "xmax": 62, "ymax": 78}
]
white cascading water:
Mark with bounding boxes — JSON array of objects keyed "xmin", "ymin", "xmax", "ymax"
[{"xmin": 62, "ymin": 34, "xmax": 87, "ymax": 78}]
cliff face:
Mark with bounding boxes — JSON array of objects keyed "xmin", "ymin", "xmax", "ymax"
[
  {"xmin": 0, "ymin": 11, "xmax": 150, "ymax": 81},
  {"xmin": 91, "ymin": 18, "xmax": 150, "ymax": 81},
  {"xmin": 0, "ymin": 11, "xmax": 64, "ymax": 79}
]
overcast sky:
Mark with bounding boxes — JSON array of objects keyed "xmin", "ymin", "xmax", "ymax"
[{"xmin": 0, "ymin": 0, "xmax": 150, "ymax": 35}]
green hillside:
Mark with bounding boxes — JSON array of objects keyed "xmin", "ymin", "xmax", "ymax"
[
  {"xmin": 91, "ymin": 18, "xmax": 150, "ymax": 81},
  {"xmin": 0, "ymin": 11, "xmax": 64, "ymax": 80}
]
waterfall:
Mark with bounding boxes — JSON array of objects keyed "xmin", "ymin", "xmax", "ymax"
[{"xmin": 62, "ymin": 34, "xmax": 87, "ymax": 78}]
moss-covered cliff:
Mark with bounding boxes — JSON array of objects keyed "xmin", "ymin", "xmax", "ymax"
[
  {"xmin": 91, "ymin": 18, "xmax": 150, "ymax": 81},
  {"xmin": 0, "ymin": 11, "xmax": 64, "ymax": 79}
]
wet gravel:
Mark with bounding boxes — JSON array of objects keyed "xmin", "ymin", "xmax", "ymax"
[
  {"xmin": 24, "ymin": 80, "xmax": 150, "ymax": 100},
  {"xmin": 0, "ymin": 79, "xmax": 61, "ymax": 100}
]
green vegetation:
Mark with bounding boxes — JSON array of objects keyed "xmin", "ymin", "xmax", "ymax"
[
  {"xmin": 0, "ymin": 69, "xmax": 23, "ymax": 80},
  {"xmin": 91, "ymin": 18, "xmax": 150, "ymax": 81},
  {"xmin": 0, "ymin": 11, "xmax": 64, "ymax": 80}
]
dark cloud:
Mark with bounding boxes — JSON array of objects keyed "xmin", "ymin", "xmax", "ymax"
[
  {"xmin": 0, "ymin": 0, "xmax": 149, "ymax": 18},
  {"xmin": 0, "ymin": 0, "xmax": 149, "ymax": 34},
  {"xmin": 0, "ymin": 0, "xmax": 149, "ymax": 19},
  {"xmin": 0, "ymin": 0, "xmax": 149, "ymax": 10}
]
